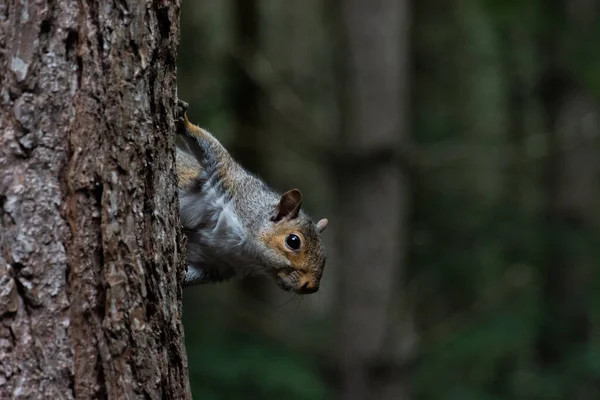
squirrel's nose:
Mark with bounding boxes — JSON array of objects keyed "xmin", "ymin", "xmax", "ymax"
[{"xmin": 295, "ymin": 280, "xmax": 319, "ymax": 294}]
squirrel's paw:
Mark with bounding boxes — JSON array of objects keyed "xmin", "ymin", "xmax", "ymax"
[
  {"xmin": 175, "ymin": 99, "xmax": 189, "ymax": 119},
  {"xmin": 175, "ymin": 99, "xmax": 189, "ymax": 133}
]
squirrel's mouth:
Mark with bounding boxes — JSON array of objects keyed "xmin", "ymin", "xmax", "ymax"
[{"xmin": 274, "ymin": 270, "xmax": 320, "ymax": 295}]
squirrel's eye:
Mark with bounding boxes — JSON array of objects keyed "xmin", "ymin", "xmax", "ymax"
[{"xmin": 285, "ymin": 234, "xmax": 301, "ymax": 251}]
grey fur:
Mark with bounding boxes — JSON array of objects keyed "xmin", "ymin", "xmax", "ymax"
[{"xmin": 176, "ymin": 123, "xmax": 326, "ymax": 290}]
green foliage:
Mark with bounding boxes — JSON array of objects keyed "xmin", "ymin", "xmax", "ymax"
[
  {"xmin": 565, "ymin": 24, "xmax": 600, "ymax": 97},
  {"xmin": 186, "ymin": 329, "xmax": 332, "ymax": 400},
  {"xmin": 413, "ymin": 292, "xmax": 540, "ymax": 399},
  {"xmin": 410, "ymin": 186, "xmax": 600, "ymax": 399}
]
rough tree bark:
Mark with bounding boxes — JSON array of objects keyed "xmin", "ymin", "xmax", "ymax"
[
  {"xmin": 335, "ymin": 0, "xmax": 414, "ymax": 399},
  {"xmin": 0, "ymin": 1, "xmax": 190, "ymax": 398}
]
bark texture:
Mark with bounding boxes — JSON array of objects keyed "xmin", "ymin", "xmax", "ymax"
[
  {"xmin": 0, "ymin": 1, "xmax": 189, "ymax": 399},
  {"xmin": 336, "ymin": 0, "xmax": 414, "ymax": 399}
]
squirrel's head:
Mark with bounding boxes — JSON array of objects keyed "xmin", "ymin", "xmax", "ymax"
[{"xmin": 260, "ymin": 189, "xmax": 328, "ymax": 295}]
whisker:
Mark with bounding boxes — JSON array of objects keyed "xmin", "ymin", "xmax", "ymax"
[
  {"xmin": 292, "ymin": 295, "xmax": 303, "ymax": 320},
  {"xmin": 273, "ymin": 293, "xmax": 298, "ymax": 311}
]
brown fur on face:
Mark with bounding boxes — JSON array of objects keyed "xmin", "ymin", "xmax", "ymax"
[{"xmin": 260, "ymin": 219, "xmax": 325, "ymax": 294}]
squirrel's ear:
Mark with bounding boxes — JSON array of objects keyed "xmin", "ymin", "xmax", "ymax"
[
  {"xmin": 272, "ymin": 189, "xmax": 302, "ymax": 222},
  {"xmin": 316, "ymin": 218, "xmax": 328, "ymax": 233}
]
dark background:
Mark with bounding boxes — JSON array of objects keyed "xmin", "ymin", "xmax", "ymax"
[{"xmin": 178, "ymin": 1, "xmax": 600, "ymax": 399}]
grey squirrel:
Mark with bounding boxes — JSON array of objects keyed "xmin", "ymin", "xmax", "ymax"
[{"xmin": 174, "ymin": 101, "xmax": 328, "ymax": 294}]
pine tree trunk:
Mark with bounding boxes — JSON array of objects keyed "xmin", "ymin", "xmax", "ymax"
[{"xmin": 0, "ymin": 1, "xmax": 190, "ymax": 398}]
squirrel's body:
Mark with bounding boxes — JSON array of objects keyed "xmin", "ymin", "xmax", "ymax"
[{"xmin": 175, "ymin": 102, "xmax": 328, "ymax": 294}]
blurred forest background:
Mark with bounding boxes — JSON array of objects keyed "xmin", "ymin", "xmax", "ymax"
[{"xmin": 178, "ymin": 1, "xmax": 600, "ymax": 399}]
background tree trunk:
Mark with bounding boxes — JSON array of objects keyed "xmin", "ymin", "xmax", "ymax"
[
  {"xmin": 229, "ymin": 0, "xmax": 270, "ymax": 327},
  {"xmin": 336, "ymin": 0, "xmax": 414, "ymax": 399},
  {"xmin": 0, "ymin": 1, "xmax": 190, "ymax": 398},
  {"xmin": 536, "ymin": 0, "xmax": 599, "ymax": 398}
]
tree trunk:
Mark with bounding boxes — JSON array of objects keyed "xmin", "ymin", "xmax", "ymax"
[
  {"xmin": 538, "ymin": 84, "xmax": 598, "ymax": 400},
  {"xmin": 499, "ymin": 25, "xmax": 526, "ymax": 210},
  {"xmin": 0, "ymin": 1, "xmax": 190, "ymax": 398},
  {"xmin": 536, "ymin": 1, "xmax": 598, "ymax": 397},
  {"xmin": 335, "ymin": 0, "xmax": 414, "ymax": 399}
]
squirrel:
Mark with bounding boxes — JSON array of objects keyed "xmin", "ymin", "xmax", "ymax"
[{"xmin": 174, "ymin": 100, "xmax": 328, "ymax": 294}]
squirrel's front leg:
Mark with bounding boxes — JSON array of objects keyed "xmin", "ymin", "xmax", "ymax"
[
  {"xmin": 174, "ymin": 99, "xmax": 204, "ymax": 189},
  {"xmin": 175, "ymin": 99, "xmax": 210, "ymax": 141}
]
